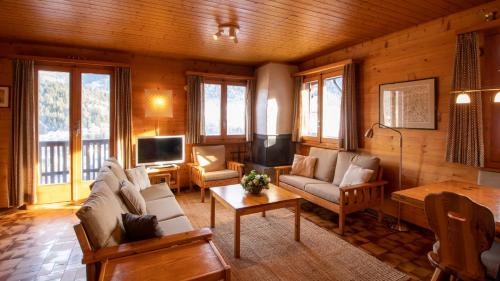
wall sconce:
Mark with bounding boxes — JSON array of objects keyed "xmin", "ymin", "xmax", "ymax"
[{"xmin": 145, "ymin": 89, "xmax": 173, "ymax": 136}]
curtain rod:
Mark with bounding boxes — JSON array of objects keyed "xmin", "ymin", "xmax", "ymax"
[
  {"xmin": 293, "ymin": 59, "xmax": 352, "ymax": 77},
  {"xmin": 186, "ymin": 71, "xmax": 255, "ymax": 80},
  {"xmin": 2, "ymin": 55, "xmax": 130, "ymax": 67}
]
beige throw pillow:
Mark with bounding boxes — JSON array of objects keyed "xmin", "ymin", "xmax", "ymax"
[
  {"xmin": 290, "ymin": 154, "xmax": 317, "ymax": 178},
  {"xmin": 120, "ymin": 180, "xmax": 147, "ymax": 215},
  {"xmin": 339, "ymin": 164, "xmax": 374, "ymax": 188},
  {"xmin": 126, "ymin": 166, "xmax": 151, "ymax": 190}
]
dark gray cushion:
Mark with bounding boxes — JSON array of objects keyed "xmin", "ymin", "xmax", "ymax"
[{"xmin": 121, "ymin": 213, "xmax": 164, "ymax": 242}]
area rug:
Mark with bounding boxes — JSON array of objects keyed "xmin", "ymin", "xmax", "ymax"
[{"xmin": 177, "ymin": 195, "xmax": 409, "ymax": 281}]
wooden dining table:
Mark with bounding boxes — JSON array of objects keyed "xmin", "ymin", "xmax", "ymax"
[{"xmin": 392, "ymin": 180, "xmax": 500, "ymax": 233}]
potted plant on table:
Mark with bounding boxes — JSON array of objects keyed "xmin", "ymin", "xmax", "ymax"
[{"xmin": 241, "ymin": 170, "xmax": 271, "ymax": 195}]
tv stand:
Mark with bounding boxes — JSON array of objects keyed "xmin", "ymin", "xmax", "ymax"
[{"xmin": 146, "ymin": 164, "xmax": 181, "ymax": 193}]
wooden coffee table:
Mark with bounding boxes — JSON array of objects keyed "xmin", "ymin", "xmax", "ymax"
[{"xmin": 210, "ymin": 183, "xmax": 301, "ymax": 258}]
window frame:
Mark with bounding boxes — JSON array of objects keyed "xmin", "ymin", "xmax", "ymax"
[
  {"xmin": 202, "ymin": 79, "xmax": 247, "ymax": 144},
  {"xmin": 300, "ymin": 69, "xmax": 343, "ymax": 148}
]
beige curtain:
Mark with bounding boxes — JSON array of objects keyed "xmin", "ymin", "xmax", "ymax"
[
  {"xmin": 339, "ymin": 63, "xmax": 358, "ymax": 151},
  {"xmin": 112, "ymin": 67, "xmax": 133, "ymax": 169},
  {"xmin": 291, "ymin": 76, "xmax": 303, "ymax": 142},
  {"xmin": 245, "ymin": 79, "xmax": 255, "ymax": 142},
  {"xmin": 446, "ymin": 32, "xmax": 484, "ymax": 167},
  {"xmin": 186, "ymin": 75, "xmax": 204, "ymax": 144},
  {"xmin": 9, "ymin": 59, "xmax": 36, "ymax": 207}
]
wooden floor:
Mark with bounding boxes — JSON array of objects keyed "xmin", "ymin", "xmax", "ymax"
[{"xmin": 0, "ymin": 190, "xmax": 435, "ymax": 281}]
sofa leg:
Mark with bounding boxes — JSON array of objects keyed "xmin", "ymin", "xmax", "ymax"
[
  {"xmin": 338, "ymin": 212, "xmax": 345, "ymax": 235},
  {"xmin": 86, "ymin": 263, "xmax": 98, "ymax": 281},
  {"xmin": 201, "ymin": 188, "xmax": 205, "ymax": 203}
]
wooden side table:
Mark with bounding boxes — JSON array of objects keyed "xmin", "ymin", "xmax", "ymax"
[{"xmin": 147, "ymin": 165, "xmax": 181, "ymax": 193}]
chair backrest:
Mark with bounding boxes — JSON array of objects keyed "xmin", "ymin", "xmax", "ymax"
[
  {"xmin": 425, "ymin": 192, "xmax": 495, "ymax": 280},
  {"xmin": 192, "ymin": 145, "xmax": 226, "ymax": 172},
  {"xmin": 478, "ymin": 169, "xmax": 500, "ymax": 188}
]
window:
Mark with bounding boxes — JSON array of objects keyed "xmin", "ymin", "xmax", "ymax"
[
  {"xmin": 203, "ymin": 81, "xmax": 247, "ymax": 141},
  {"xmin": 300, "ymin": 71, "xmax": 343, "ymax": 145}
]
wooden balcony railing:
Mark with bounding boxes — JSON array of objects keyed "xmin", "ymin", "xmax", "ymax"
[{"xmin": 39, "ymin": 139, "xmax": 109, "ymax": 184}]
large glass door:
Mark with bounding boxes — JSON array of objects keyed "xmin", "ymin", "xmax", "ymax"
[
  {"xmin": 36, "ymin": 67, "xmax": 112, "ymax": 204},
  {"xmin": 78, "ymin": 72, "xmax": 111, "ymax": 199},
  {"xmin": 37, "ymin": 69, "xmax": 72, "ymax": 203}
]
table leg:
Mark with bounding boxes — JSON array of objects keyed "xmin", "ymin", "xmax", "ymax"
[
  {"xmin": 262, "ymin": 210, "xmax": 266, "ymax": 217},
  {"xmin": 295, "ymin": 200, "xmax": 300, "ymax": 242},
  {"xmin": 234, "ymin": 212, "xmax": 240, "ymax": 258},
  {"xmin": 210, "ymin": 193, "xmax": 215, "ymax": 228}
]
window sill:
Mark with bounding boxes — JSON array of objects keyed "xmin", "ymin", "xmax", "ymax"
[{"xmin": 300, "ymin": 140, "xmax": 340, "ymax": 150}]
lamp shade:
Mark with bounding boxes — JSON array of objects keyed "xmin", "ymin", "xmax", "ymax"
[
  {"xmin": 145, "ymin": 89, "xmax": 173, "ymax": 118},
  {"xmin": 455, "ymin": 93, "xmax": 471, "ymax": 104},
  {"xmin": 494, "ymin": 91, "xmax": 500, "ymax": 103}
]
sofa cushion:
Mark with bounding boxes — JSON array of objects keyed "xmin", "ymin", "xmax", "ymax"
[
  {"xmin": 103, "ymin": 160, "xmax": 128, "ymax": 182},
  {"xmin": 339, "ymin": 164, "xmax": 374, "ymax": 188},
  {"xmin": 332, "ymin": 151, "xmax": 358, "ymax": 186},
  {"xmin": 140, "ymin": 183, "xmax": 174, "ymax": 201},
  {"xmin": 279, "ymin": 175, "xmax": 325, "ymax": 190},
  {"xmin": 478, "ymin": 170, "xmax": 500, "ymax": 188},
  {"xmin": 158, "ymin": 216, "xmax": 194, "ymax": 236},
  {"xmin": 76, "ymin": 182, "xmax": 125, "ymax": 249},
  {"xmin": 203, "ymin": 169, "xmax": 239, "ymax": 181},
  {"xmin": 309, "ymin": 147, "xmax": 338, "ymax": 182},
  {"xmin": 146, "ymin": 197, "xmax": 185, "ymax": 221},
  {"xmin": 290, "ymin": 154, "xmax": 317, "ymax": 178},
  {"xmin": 95, "ymin": 168, "xmax": 130, "ymax": 213},
  {"xmin": 120, "ymin": 180, "xmax": 147, "ymax": 215},
  {"xmin": 125, "ymin": 165, "xmax": 151, "ymax": 190},
  {"xmin": 304, "ymin": 183, "xmax": 341, "ymax": 204},
  {"xmin": 121, "ymin": 213, "xmax": 164, "ymax": 242},
  {"xmin": 352, "ymin": 154, "xmax": 380, "ymax": 182},
  {"xmin": 193, "ymin": 145, "xmax": 226, "ymax": 172}
]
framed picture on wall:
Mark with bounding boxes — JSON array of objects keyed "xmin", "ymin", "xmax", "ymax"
[
  {"xmin": 379, "ymin": 78, "xmax": 437, "ymax": 130},
  {"xmin": 0, "ymin": 86, "xmax": 9, "ymax": 108}
]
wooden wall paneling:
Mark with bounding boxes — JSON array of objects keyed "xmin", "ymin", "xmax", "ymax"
[{"xmin": 297, "ymin": 1, "xmax": 500, "ymax": 227}]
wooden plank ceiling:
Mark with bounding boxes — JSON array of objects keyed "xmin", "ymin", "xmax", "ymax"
[{"xmin": 0, "ymin": 0, "xmax": 491, "ymax": 64}]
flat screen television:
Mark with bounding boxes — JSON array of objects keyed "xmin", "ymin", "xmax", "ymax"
[{"xmin": 136, "ymin": 135, "xmax": 185, "ymax": 166}]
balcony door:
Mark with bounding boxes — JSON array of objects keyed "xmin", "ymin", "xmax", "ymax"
[{"xmin": 36, "ymin": 66, "xmax": 112, "ymax": 204}]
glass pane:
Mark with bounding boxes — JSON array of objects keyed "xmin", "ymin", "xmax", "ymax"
[
  {"xmin": 301, "ymin": 81, "xmax": 318, "ymax": 137},
  {"xmin": 322, "ymin": 76, "xmax": 343, "ymax": 138},
  {"xmin": 203, "ymin": 83, "xmax": 222, "ymax": 136},
  {"xmin": 227, "ymin": 85, "xmax": 246, "ymax": 135},
  {"xmin": 38, "ymin": 70, "xmax": 71, "ymax": 185},
  {"xmin": 81, "ymin": 73, "xmax": 111, "ymax": 181}
]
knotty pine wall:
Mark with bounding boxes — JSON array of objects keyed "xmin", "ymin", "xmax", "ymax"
[
  {"xmin": 0, "ymin": 42, "xmax": 253, "ymax": 207},
  {"xmin": 298, "ymin": 0, "xmax": 500, "ymax": 227}
]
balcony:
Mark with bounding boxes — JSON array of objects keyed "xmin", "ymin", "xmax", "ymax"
[{"xmin": 38, "ymin": 139, "xmax": 109, "ymax": 185}]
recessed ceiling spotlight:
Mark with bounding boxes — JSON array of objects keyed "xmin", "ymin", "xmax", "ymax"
[{"xmin": 213, "ymin": 24, "xmax": 239, "ymax": 43}]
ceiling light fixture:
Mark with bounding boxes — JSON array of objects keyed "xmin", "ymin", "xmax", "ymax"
[{"xmin": 213, "ymin": 24, "xmax": 239, "ymax": 43}]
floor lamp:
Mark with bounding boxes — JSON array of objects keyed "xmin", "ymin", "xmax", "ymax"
[{"xmin": 364, "ymin": 122, "xmax": 408, "ymax": 232}]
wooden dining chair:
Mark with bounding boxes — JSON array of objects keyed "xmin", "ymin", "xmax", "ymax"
[{"xmin": 425, "ymin": 191, "xmax": 500, "ymax": 281}]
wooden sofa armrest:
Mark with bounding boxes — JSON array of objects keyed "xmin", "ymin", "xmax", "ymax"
[
  {"xmin": 338, "ymin": 180, "xmax": 387, "ymax": 192},
  {"xmin": 274, "ymin": 165, "xmax": 292, "ymax": 185},
  {"xmin": 227, "ymin": 161, "xmax": 244, "ymax": 177},
  {"xmin": 81, "ymin": 228, "xmax": 213, "ymax": 264},
  {"xmin": 188, "ymin": 163, "xmax": 205, "ymax": 175}
]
